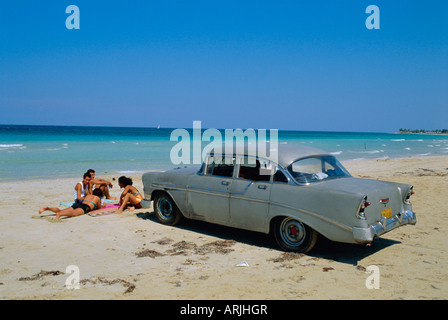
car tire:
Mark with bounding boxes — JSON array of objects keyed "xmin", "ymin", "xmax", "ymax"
[
  {"xmin": 273, "ymin": 217, "xmax": 318, "ymax": 253},
  {"xmin": 153, "ymin": 192, "xmax": 182, "ymax": 226}
]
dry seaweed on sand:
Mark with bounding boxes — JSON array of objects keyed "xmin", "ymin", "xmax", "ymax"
[
  {"xmin": 17, "ymin": 270, "xmax": 64, "ymax": 281},
  {"xmin": 165, "ymin": 239, "xmax": 237, "ymax": 256},
  {"xmin": 152, "ymin": 237, "xmax": 174, "ymax": 245},
  {"xmin": 268, "ymin": 252, "xmax": 304, "ymax": 263},
  {"xmin": 80, "ymin": 276, "xmax": 135, "ymax": 294},
  {"xmin": 195, "ymin": 240, "xmax": 236, "ymax": 255},
  {"xmin": 135, "ymin": 249, "xmax": 165, "ymax": 258}
]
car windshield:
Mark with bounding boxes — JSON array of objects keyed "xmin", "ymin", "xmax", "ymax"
[{"xmin": 287, "ymin": 156, "xmax": 351, "ymax": 184}]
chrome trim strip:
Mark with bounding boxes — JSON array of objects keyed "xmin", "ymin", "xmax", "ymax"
[
  {"xmin": 152, "ymin": 182, "xmax": 187, "ymax": 190},
  {"xmin": 355, "ymin": 195, "xmax": 368, "ymax": 220},
  {"xmin": 189, "ymin": 189, "xmax": 230, "ymax": 197},
  {"xmin": 230, "ymin": 195, "xmax": 268, "ymax": 204}
]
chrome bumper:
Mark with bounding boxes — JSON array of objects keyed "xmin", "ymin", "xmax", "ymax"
[{"xmin": 353, "ymin": 210, "xmax": 416, "ymax": 243}]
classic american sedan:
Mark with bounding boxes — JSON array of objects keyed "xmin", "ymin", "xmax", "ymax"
[{"xmin": 141, "ymin": 144, "xmax": 416, "ymax": 253}]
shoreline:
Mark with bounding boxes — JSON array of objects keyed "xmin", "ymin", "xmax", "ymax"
[
  {"xmin": 1, "ymin": 154, "xmax": 448, "ymax": 183},
  {"xmin": 1, "ymin": 155, "xmax": 447, "ymax": 299}
]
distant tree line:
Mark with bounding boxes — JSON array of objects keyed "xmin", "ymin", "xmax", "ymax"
[{"xmin": 399, "ymin": 128, "xmax": 448, "ymax": 134}]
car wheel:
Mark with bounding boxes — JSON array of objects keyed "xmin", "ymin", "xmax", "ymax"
[
  {"xmin": 273, "ymin": 217, "xmax": 318, "ymax": 253},
  {"xmin": 153, "ymin": 193, "xmax": 182, "ymax": 226}
]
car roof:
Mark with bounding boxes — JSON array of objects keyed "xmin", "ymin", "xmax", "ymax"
[{"xmin": 208, "ymin": 143, "xmax": 332, "ymax": 169}]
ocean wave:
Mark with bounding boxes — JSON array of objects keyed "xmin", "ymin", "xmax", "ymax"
[
  {"xmin": 391, "ymin": 139, "xmax": 405, "ymax": 142},
  {"xmin": 0, "ymin": 144, "xmax": 24, "ymax": 148},
  {"xmin": 363, "ymin": 150, "xmax": 384, "ymax": 154},
  {"xmin": 330, "ymin": 151, "xmax": 343, "ymax": 155},
  {"xmin": 0, "ymin": 144, "xmax": 26, "ymax": 151},
  {"xmin": 118, "ymin": 170, "xmax": 141, "ymax": 174}
]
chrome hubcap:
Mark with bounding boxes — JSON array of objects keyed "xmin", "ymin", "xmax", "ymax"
[{"xmin": 280, "ymin": 218, "xmax": 306, "ymax": 247}]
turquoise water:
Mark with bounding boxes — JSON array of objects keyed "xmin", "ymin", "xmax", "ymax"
[{"xmin": 1, "ymin": 125, "xmax": 447, "ymax": 181}]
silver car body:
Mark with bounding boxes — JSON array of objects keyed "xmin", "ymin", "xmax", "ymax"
[{"xmin": 141, "ymin": 144, "xmax": 416, "ymax": 246}]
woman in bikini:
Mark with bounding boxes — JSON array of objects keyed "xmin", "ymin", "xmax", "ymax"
[
  {"xmin": 39, "ymin": 189, "xmax": 104, "ymax": 219},
  {"xmin": 116, "ymin": 176, "xmax": 143, "ymax": 214}
]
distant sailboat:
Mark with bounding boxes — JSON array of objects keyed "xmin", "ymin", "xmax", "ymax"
[{"xmin": 157, "ymin": 125, "xmax": 160, "ymax": 129}]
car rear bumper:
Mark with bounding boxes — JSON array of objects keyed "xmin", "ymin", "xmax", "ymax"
[{"xmin": 352, "ymin": 210, "xmax": 416, "ymax": 243}]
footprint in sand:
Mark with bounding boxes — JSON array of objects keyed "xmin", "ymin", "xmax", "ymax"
[{"xmin": 31, "ymin": 215, "xmax": 65, "ymax": 223}]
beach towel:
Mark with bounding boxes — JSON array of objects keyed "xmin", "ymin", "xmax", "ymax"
[
  {"xmin": 88, "ymin": 204, "xmax": 120, "ymax": 217},
  {"xmin": 88, "ymin": 210, "xmax": 117, "ymax": 217},
  {"xmin": 103, "ymin": 203, "xmax": 120, "ymax": 209}
]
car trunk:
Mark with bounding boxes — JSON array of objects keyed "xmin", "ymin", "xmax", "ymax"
[{"xmin": 314, "ymin": 177, "xmax": 407, "ymax": 225}]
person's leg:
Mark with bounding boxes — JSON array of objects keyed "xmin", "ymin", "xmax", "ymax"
[
  {"xmin": 99, "ymin": 184, "xmax": 117, "ymax": 200},
  {"xmin": 116, "ymin": 193, "xmax": 141, "ymax": 213},
  {"xmin": 39, "ymin": 207, "xmax": 61, "ymax": 214},
  {"xmin": 56, "ymin": 207, "xmax": 84, "ymax": 219}
]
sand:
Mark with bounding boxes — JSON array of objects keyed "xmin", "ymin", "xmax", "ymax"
[{"xmin": 1, "ymin": 155, "xmax": 447, "ymax": 300}]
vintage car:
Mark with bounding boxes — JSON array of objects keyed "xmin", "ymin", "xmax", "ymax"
[{"xmin": 141, "ymin": 144, "xmax": 416, "ymax": 253}]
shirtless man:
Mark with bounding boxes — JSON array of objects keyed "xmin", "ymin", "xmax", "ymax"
[{"xmin": 86, "ymin": 169, "xmax": 116, "ymax": 200}]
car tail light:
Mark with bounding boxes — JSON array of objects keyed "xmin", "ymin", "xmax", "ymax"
[
  {"xmin": 356, "ymin": 196, "xmax": 370, "ymax": 219},
  {"xmin": 404, "ymin": 186, "xmax": 414, "ymax": 204}
]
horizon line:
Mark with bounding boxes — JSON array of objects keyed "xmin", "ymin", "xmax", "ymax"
[{"xmin": 0, "ymin": 123, "xmax": 397, "ymax": 135}]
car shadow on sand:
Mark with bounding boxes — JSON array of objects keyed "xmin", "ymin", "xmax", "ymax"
[{"xmin": 136, "ymin": 211, "xmax": 400, "ymax": 266}]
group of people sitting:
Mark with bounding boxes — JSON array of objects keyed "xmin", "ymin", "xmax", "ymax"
[{"xmin": 39, "ymin": 169, "xmax": 144, "ymax": 219}]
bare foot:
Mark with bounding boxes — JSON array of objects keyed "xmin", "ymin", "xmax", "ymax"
[
  {"xmin": 39, "ymin": 207, "xmax": 48, "ymax": 214},
  {"xmin": 116, "ymin": 209, "xmax": 123, "ymax": 214}
]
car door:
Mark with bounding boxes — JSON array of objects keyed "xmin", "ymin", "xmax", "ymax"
[
  {"xmin": 187, "ymin": 155, "xmax": 235, "ymax": 225},
  {"xmin": 229, "ymin": 157, "xmax": 273, "ymax": 232}
]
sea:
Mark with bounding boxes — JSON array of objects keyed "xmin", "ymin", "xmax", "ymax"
[{"xmin": 1, "ymin": 124, "xmax": 447, "ymax": 181}]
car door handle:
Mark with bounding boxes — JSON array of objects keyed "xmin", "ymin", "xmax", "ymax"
[
  {"xmin": 258, "ymin": 185, "xmax": 267, "ymax": 190},
  {"xmin": 221, "ymin": 181, "xmax": 230, "ymax": 186}
]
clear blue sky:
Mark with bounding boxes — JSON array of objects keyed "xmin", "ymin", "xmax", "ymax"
[{"xmin": 0, "ymin": 1, "xmax": 447, "ymax": 132}]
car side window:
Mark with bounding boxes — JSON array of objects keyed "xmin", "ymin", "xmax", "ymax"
[
  {"xmin": 238, "ymin": 157, "xmax": 272, "ymax": 182},
  {"xmin": 206, "ymin": 156, "xmax": 235, "ymax": 177},
  {"xmin": 273, "ymin": 169, "xmax": 288, "ymax": 183}
]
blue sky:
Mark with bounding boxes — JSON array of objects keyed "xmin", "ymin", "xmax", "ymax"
[{"xmin": 0, "ymin": 1, "xmax": 447, "ymax": 132}]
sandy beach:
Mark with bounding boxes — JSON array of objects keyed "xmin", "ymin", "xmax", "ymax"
[{"xmin": 1, "ymin": 155, "xmax": 447, "ymax": 300}]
